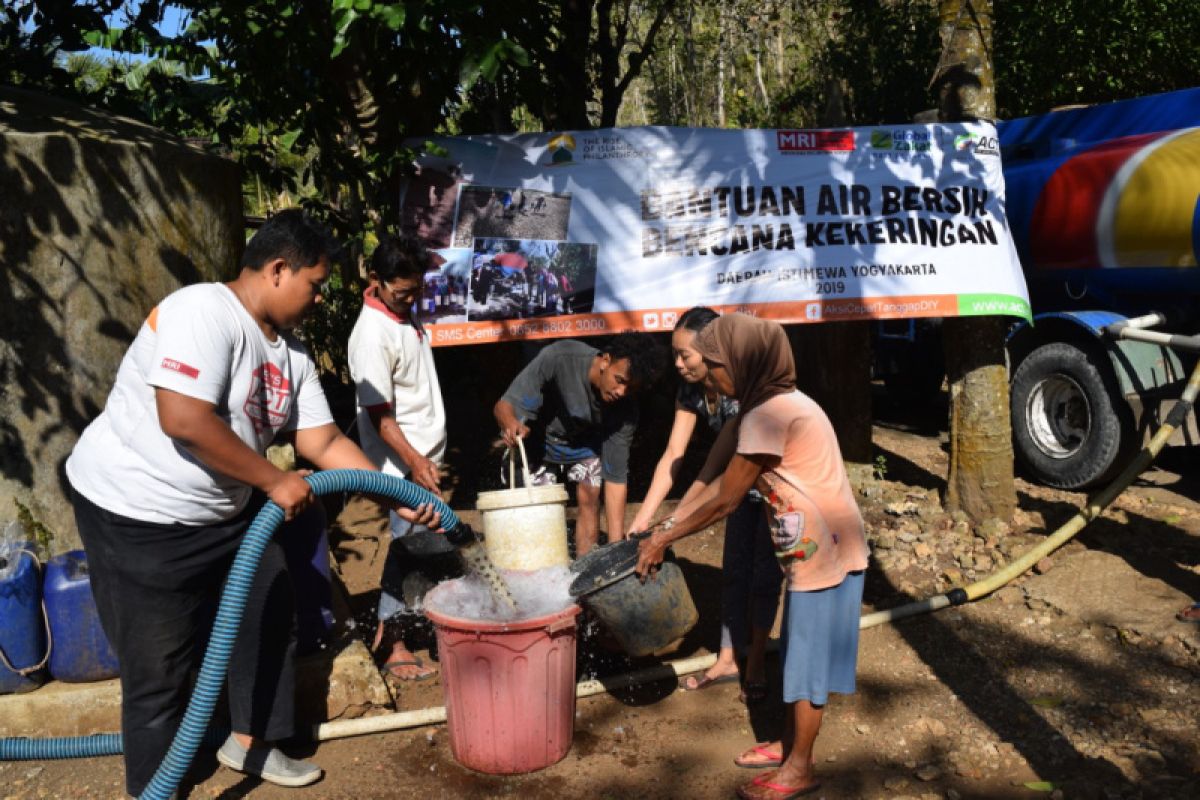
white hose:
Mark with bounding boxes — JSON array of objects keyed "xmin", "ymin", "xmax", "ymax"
[{"xmin": 311, "ymin": 651, "xmax": 720, "ymax": 741}]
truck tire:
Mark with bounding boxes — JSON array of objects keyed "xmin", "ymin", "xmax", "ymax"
[{"xmin": 1010, "ymin": 341, "xmax": 1133, "ymax": 489}]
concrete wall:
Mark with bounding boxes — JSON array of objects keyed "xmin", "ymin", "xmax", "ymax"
[{"xmin": 0, "ymin": 88, "xmax": 242, "ymax": 551}]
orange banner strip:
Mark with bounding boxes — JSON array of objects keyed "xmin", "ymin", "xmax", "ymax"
[{"xmin": 427, "ymin": 295, "xmax": 957, "ymax": 347}]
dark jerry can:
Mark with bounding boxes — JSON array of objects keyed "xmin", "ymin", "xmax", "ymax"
[
  {"xmin": 0, "ymin": 542, "xmax": 48, "ymax": 694},
  {"xmin": 44, "ymin": 550, "xmax": 120, "ymax": 683},
  {"xmin": 568, "ymin": 536, "xmax": 698, "ymax": 658}
]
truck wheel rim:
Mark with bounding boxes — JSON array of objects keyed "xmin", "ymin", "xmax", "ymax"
[{"xmin": 1026, "ymin": 374, "xmax": 1091, "ymax": 459}]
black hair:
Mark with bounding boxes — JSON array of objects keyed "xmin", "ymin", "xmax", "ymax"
[
  {"xmin": 675, "ymin": 306, "xmax": 719, "ymax": 333},
  {"xmin": 370, "ymin": 235, "xmax": 434, "ymax": 282},
  {"xmin": 604, "ymin": 332, "xmax": 666, "ymax": 388},
  {"xmin": 240, "ymin": 209, "xmax": 334, "ymax": 272}
]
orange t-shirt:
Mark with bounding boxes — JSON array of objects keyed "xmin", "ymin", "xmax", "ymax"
[{"xmin": 738, "ymin": 390, "xmax": 869, "ymax": 591}]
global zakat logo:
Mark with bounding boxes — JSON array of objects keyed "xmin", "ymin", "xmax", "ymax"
[
  {"xmin": 871, "ymin": 129, "xmax": 932, "ymax": 152},
  {"xmin": 954, "ymin": 132, "xmax": 1000, "ymax": 156},
  {"xmin": 544, "ymin": 133, "xmax": 576, "ymax": 166},
  {"xmin": 776, "ymin": 129, "xmax": 855, "ymax": 154}
]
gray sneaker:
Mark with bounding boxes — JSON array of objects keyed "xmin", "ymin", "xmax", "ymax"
[{"xmin": 216, "ymin": 734, "xmax": 322, "ymax": 788}]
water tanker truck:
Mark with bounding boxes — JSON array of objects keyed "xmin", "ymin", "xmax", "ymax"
[{"xmin": 999, "ymin": 88, "xmax": 1200, "ymax": 489}]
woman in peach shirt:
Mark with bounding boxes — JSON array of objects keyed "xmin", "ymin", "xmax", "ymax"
[{"xmin": 636, "ymin": 313, "xmax": 869, "ymax": 800}]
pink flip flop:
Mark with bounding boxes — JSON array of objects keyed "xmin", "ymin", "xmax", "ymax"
[
  {"xmin": 736, "ymin": 771, "xmax": 822, "ymax": 799},
  {"xmin": 734, "ymin": 743, "xmax": 784, "ymax": 769}
]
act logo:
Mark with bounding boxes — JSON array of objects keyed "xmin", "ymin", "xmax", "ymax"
[
  {"xmin": 953, "ymin": 132, "xmax": 1000, "ymax": 156},
  {"xmin": 661, "ymin": 310, "xmax": 678, "ymax": 328},
  {"xmin": 805, "ymin": 303, "xmax": 823, "ymax": 321},
  {"xmin": 544, "ymin": 133, "xmax": 576, "ymax": 166},
  {"xmin": 642, "ymin": 312, "xmax": 660, "ymax": 330}
]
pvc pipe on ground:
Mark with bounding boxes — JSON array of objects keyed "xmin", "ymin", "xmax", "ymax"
[
  {"xmin": 311, "ymin": 652, "xmax": 721, "ymax": 741},
  {"xmin": 312, "ymin": 706, "xmax": 447, "ymax": 741}
]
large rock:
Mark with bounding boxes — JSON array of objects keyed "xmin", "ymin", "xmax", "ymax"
[{"xmin": 0, "ymin": 88, "xmax": 242, "ymax": 551}]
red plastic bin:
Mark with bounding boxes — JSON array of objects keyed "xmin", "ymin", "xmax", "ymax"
[{"xmin": 425, "ymin": 596, "xmax": 581, "ymax": 775}]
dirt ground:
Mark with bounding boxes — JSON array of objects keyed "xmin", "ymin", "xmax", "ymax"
[{"xmin": 5, "ymin": 400, "xmax": 1199, "ymax": 800}]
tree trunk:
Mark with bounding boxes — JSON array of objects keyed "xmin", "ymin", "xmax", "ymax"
[
  {"xmin": 789, "ymin": 322, "xmax": 872, "ymax": 464},
  {"xmin": 789, "ymin": 75, "xmax": 871, "ymax": 467},
  {"xmin": 935, "ymin": 0, "xmax": 1016, "ymax": 523},
  {"xmin": 716, "ymin": 5, "xmax": 728, "ymax": 126},
  {"xmin": 548, "ymin": 0, "xmax": 595, "ymax": 130}
]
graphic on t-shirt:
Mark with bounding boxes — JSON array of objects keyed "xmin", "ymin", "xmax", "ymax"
[
  {"xmin": 244, "ymin": 362, "xmax": 292, "ymax": 433},
  {"xmin": 760, "ymin": 473, "xmax": 818, "ymax": 564}
]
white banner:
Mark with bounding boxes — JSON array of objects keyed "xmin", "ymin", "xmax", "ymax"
[{"xmin": 398, "ymin": 124, "xmax": 1030, "ymax": 346}]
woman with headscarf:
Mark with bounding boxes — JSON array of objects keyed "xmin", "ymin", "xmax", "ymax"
[{"xmin": 635, "ymin": 313, "xmax": 870, "ymax": 800}]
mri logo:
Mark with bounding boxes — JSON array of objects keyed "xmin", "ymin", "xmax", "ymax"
[
  {"xmin": 777, "ymin": 130, "xmax": 855, "ymax": 153},
  {"xmin": 545, "ymin": 133, "xmax": 576, "ymax": 166}
]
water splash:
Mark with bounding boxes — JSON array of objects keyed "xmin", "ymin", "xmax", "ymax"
[
  {"xmin": 425, "ymin": 565, "xmax": 575, "ymax": 622},
  {"xmin": 456, "ymin": 540, "xmax": 518, "ymax": 613}
]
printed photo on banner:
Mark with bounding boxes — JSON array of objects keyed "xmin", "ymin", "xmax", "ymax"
[
  {"xmin": 467, "ymin": 238, "xmax": 598, "ymax": 322},
  {"xmin": 451, "ymin": 185, "xmax": 572, "ymax": 248},
  {"xmin": 416, "ymin": 248, "xmax": 472, "ymax": 324},
  {"xmin": 399, "ymin": 157, "xmax": 461, "ymax": 249}
]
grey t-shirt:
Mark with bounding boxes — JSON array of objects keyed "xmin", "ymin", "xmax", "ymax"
[{"xmin": 502, "ymin": 340, "xmax": 638, "ymax": 483}]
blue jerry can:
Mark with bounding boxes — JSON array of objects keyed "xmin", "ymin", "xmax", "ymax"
[
  {"xmin": 44, "ymin": 550, "xmax": 120, "ymax": 682},
  {"xmin": 0, "ymin": 542, "xmax": 48, "ymax": 694}
]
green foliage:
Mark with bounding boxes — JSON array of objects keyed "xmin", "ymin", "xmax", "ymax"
[
  {"xmin": 873, "ymin": 454, "xmax": 889, "ymax": 481},
  {"xmin": 13, "ymin": 499, "xmax": 54, "ymax": 557},
  {"xmin": 994, "ymin": 0, "xmax": 1200, "ymax": 117},
  {"xmin": 629, "ymin": 1, "xmax": 1200, "ymax": 127},
  {"xmin": 297, "ymin": 266, "xmax": 363, "ymax": 383}
]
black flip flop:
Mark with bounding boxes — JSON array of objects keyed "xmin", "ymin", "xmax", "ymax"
[{"xmin": 679, "ymin": 673, "xmax": 739, "ymax": 692}]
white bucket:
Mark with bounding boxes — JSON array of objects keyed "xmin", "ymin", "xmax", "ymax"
[{"xmin": 476, "ymin": 442, "xmax": 570, "ymax": 572}]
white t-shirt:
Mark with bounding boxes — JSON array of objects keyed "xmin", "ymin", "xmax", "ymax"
[
  {"xmin": 348, "ymin": 289, "xmax": 446, "ymax": 478},
  {"xmin": 67, "ymin": 283, "xmax": 333, "ymax": 524}
]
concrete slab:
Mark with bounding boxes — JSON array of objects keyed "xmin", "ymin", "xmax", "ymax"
[
  {"xmin": 1023, "ymin": 549, "xmax": 1200, "ymax": 648},
  {"xmin": 0, "ymin": 639, "xmax": 392, "ymax": 739},
  {"xmin": 0, "ymin": 677, "xmax": 121, "ymax": 738}
]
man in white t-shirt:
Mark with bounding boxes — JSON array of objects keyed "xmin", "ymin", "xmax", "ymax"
[
  {"xmin": 66, "ymin": 211, "xmax": 439, "ymax": 797},
  {"xmin": 348, "ymin": 236, "xmax": 457, "ymax": 682}
]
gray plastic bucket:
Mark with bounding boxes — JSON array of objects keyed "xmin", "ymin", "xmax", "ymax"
[{"xmin": 568, "ymin": 538, "xmax": 698, "ymax": 657}]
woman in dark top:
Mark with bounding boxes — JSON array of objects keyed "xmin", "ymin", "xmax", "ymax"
[{"xmin": 629, "ymin": 307, "xmax": 782, "ymax": 704}]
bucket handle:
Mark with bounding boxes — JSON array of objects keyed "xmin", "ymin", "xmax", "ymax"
[
  {"xmin": 507, "ymin": 439, "xmax": 535, "ymax": 491},
  {"xmin": 0, "ymin": 549, "xmax": 53, "ymax": 678}
]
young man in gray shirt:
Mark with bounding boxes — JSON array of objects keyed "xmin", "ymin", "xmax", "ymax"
[{"xmin": 494, "ymin": 333, "xmax": 664, "ymax": 556}]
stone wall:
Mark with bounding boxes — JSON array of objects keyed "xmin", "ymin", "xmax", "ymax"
[{"xmin": 0, "ymin": 88, "xmax": 242, "ymax": 551}]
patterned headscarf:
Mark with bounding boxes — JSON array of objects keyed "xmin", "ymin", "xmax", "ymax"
[{"xmin": 693, "ymin": 313, "xmax": 796, "ymax": 414}]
